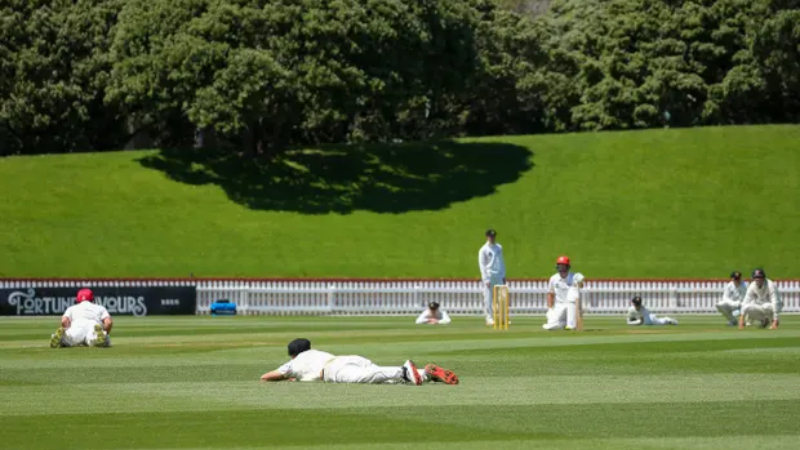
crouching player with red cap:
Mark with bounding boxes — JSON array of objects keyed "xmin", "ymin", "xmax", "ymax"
[
  {"xmin": 543, "ymin": 256, "xmax": 583, "ymax": 330},
  {"xmin": 49, "ymin": 289, "xmax": 113, "ymax": 348}
]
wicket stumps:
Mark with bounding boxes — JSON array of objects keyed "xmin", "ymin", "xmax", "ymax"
[{"xmin": 492, "ymin": 285, "xmax": 510, "ymax": 330}]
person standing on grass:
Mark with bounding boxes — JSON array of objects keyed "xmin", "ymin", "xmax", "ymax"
[
  {"xmin": 716, "ymin": 271, "xmax": 747, "ymax": 326},
  {"xmin": 50, "ymin": 288, "xmax": 113, "ymax": 348},
  {"xmin": 739, "ymin": 268, "xmax": 782, "ymax": 329},
  {"xmin": 260, "ymin": 338, "xmax": 459, "ymax": 385},
  {"xmin": 626, "ymin": 296, "xmax": 678, "ymax": 326},
  {"xmin": 542, "ymin": 256, "xmax": 582, "ymax": 330},
  {"xmin": 479, "ymin": 229, "xmax": 506, "ymax": 326},
  {"xmin": 415, "ymin": 301, "xmax": 451, "ymax": 325}
]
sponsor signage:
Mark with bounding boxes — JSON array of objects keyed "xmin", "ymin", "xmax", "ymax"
[{"xmin": 0, "ymin": 286, "xmax": 196, "ymax": 316}]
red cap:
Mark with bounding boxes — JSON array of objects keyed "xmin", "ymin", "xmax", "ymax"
[
  {"xmin": 556, "ymin": 256, "xmax": 571, "ymax": 265},
  {"xmin": 76, "ymin": 288, "xmax": 94, "ymax": 303}
]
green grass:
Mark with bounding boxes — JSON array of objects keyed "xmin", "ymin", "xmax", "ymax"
[
  {"xmin": 1, "ymin": 124, "xmax": 799, "ymax": 278},
  {"xmin": 2, "ymin": 315, "xmax": 800, "ymax": 450}
]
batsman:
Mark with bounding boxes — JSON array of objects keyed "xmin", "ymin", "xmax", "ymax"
[{"xmin": 543, "ymin": 256, "xmax": 584, "ymax": 330}]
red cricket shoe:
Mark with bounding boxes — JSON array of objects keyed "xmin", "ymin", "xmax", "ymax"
[{"xmin": 425, "ymin": 364, "xmax": 459, "ymax": 385}]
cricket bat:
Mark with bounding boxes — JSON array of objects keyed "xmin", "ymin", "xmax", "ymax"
[{"xmin": 576, "ymin": 294, "xmax": 584, "ymax": 331}]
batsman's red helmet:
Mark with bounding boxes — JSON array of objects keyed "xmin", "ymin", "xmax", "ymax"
[
  {"xmin": 76, "ymin": 288, "xmax": 94, "ymax": 303},
  {"xmin": 556, "ymin": 256, "xmax": 571, "ymax": 266}
]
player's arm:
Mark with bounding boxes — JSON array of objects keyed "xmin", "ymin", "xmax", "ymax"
[
  {"xmin": 626, "ymin": 310, "xmax": 642, "ymax": 325},
  {"xmin": 770, "ymin": 285, "xmax": 781, "ymax": 329},
  {"xmin": 499, "ymin": 246, "xmax": 506, "ymax": 284},
  {"xmin": 61, "ymin": 316, "xmax": 71, "ymax": 329},
  {"xmin": 478, "ymin": 249, "xmax": 489, "ymax": 286},
  {"xmin": 739, "ymin": 287, "xmax": 754, "ymax": 329},
  {"xmin": 547, "ymin": 279, "xmax": 555, "ymax": 309},
  {"xmin": 260, "ymin": 370, "xmax": 289, "ymax": 382},
  {"xmin": 103, "ymin": 316, "xmax": 113, "ymax": 334},
  {"xmin": 415, "ymin": 311, "xmax": 430, "ymax": 325}
]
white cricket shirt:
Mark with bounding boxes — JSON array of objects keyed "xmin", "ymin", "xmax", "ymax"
[
  {"xmin": 62, "ymin": 301, "xmax": 110, "ymax": 326},
  {"xmin": 277, "ymin": 349, "xmax": 336, "ymax": 382},
  {"xmin": 548, "ymin": 272, "xmax": 577, "ymax": 303},
  {"xmin": 478, "ymin": 242, "xmax": 506, "ymax": 282},
  {"xmin": 722, "ymin": 281, "xmax": 747, "ymax": 303}
]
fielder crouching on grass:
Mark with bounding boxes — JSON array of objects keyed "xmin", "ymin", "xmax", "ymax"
[
  {"xmin": 50, "ymin": 289, "xmax": 113, "ymax": 348},
  {"xmin": 261, "ymin": 338, "xmax": 459, "ymax": 385},
  {"xmin": 739, "ymin": 268, "xmax": 782, "ymax": 329}
]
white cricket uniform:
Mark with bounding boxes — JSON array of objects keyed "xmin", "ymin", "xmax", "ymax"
[
  {"xmin": 716, "ymin": 281, "xmax": 747, "ymax": 324},
  {"xmin": 543, "ymin": 272, "xmax": 580, "ymax": 330},
  {"xmin": 479, "ymin": 242, "xmax": 506, "ymax": 321},
  {"xmin": 626, "ymin": 305, "xmax": 676, "ymax": 326},
  {"xmin": 415, "ymin": 309, "xmax": 451, "ymax": 325},
  {"xmin": 277, "ymin": 349, "xmax": 423, "ymax": 384},
  {"xmin": 61, "ymin": 302, "xmax": 110, "ymax": 347},
  {"xmin": 740, "ymin": 279, "xmax": 782, "ymax": 326}
]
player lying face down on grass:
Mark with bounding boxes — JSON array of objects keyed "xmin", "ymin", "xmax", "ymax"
[
  {"xmin": 415, "ymin": 301, "xmax": 451, "ymax": 325},
  {"xmin": 626, "ymin": 297, "xmax": 678, "ymax": 326},
  {"xmin": 260, "ymin": 338, "xmax": 459, "ymax": 385},
  {"xmin": 50, "ymin": 289, "xmax": 113, "ymax": 348},
  {"xmin": 739, "ymin": 268, "xmax": 782, "ymax": 330}
]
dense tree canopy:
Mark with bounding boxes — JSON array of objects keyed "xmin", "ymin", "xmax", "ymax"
[{"xmin": 1, "ymin": 0, "xmax": 797, "ymax": 155}]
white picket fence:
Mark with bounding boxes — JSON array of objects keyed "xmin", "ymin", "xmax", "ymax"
[
  {"xmin": 3, "ymin": 279, "xmax": 799, "ymax": 316},
  {"xmin": 193, "ymin": 279, "xmax": 800, "ymax": 316}
]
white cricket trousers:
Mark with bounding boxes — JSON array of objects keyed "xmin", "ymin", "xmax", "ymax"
[
  {"xmin": 483, "ymin": 276, "xmax": 504, "ymax": 319},
  {"xmin": 62, "ymin": 320, "xmax": 105, "ymax": 347},
  {"xmin": 322, "ymin": 356, "xmax": 406, "ymax": 384},
  {"xmin": 741, "ymin": 303, "xmax": 775, "ymax": 326},
  {"xmin": 642, "ymin": 313, "xmax": 675, "ymax": 325},
  {"xmin": 543, "ymin": 302, "xmax": 577, "ymax": 330},
  {"xmin": 716, "ymin": 300, "xmax": 741, "ymax": 323}
]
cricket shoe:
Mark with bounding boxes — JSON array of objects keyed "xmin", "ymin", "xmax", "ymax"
[
  {"xmin": 402, "ymin": 360, "xmax": 422, "ymax": 385},
  {"xmin": 50, "ymin": 327, "xmax": 65, "ymax": 348},
  {"xmin": 92, "ymin": 324, "xmax": 108, "ymax": 347},
  {"xmin": 425, "ymin": 364, "xmax": 459, "ymax": 385},
  {"xmin": 668, "ymin": 318, "xmax": 679, "ymax": 325},
  {"xmin": 485, "ymin": 317, "xmax": 494, "ymax": 327}
]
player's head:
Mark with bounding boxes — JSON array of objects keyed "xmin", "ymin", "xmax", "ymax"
[
  {"xmin": 76, "ymin": 288, "xmax": 94, "ymax": 303},
  {"xmin": 730, "ymin": 271, "xmax": 742, "ymax": 282},
  {"xmin": 555, "ymin": 255, "xmax": 571, "ymax": 277},
  {"xmin": 752, "ymin": 268, "xmax": 766, "ymax": 287},
  {"xmin": 631, "ymin": 296, "xmax": 643, "ymax": 310},
  {"xmin": 287, "ymin": 338, "xmax": 311, "ymax": 358},
  {"xmin": 428, "ymin": 301, "xmax": 440, "ymax": 311},
  {"xmin": 485, "ymin": 229, "xmax": 497, "ymax": 244}
]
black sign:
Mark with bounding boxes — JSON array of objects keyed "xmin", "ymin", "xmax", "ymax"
[{"xmin": 0, "ymin": 286, "xmax": 196, "ymax": 316}]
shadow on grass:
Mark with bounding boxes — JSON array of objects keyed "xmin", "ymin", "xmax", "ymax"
[{"xmin": 137, "ymin": 140, "xmax": 533, "ymax": 214}]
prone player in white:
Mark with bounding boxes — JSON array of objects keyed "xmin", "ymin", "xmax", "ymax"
[
  {"xmin": 478, "ymin": 229, "xmax": 506, "ymax": 326},
  {"xmin": 626, "ymin": 296, "xmax": 678, "ymax": 326},
  {"xmin": 542, "ymin": 256, "xmax": 581, "ymax": 330},
  {"xmin": 739, "ymin": 268, "xmax": 782, "ymax": 329},
  {"xmin": 260, "ymin": 338, "xmax": 459, "ymax": 385},
  {"xmin": 50, "ymin": 288, "xmax": 113, "ymax": 348},
  {"xmin": 415, "ymin": 301, "xmax": 451, "ymax": 325},
  {"xmin": 716, "ymin": 271, "xmax": 747, "ymax": 326}
]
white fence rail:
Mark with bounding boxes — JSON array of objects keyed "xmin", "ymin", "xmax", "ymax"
[
  {"xmin": 2, "ymin": 279, "xmax": 799, "ymax": 316},
  {"xmin": 194, "ymin": 280, "xmax": 800, "ymax": 316}
]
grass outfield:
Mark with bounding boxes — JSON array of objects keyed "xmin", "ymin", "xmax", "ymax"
[
  {"xmin": 1, "ymin": 125, "xmax": 799, "ymax": 278},
  {"xmin": 2, "ymin": 315, "xmax": 800, "ymax": 450}
]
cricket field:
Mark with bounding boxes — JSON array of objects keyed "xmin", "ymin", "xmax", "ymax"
[{"xmin": 2, "ymin": 315, "xmax": 799, "ymax": 450}]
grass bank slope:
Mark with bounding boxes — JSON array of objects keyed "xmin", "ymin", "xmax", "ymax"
[{"xmin": 1, "ymin": 125, "xmax": 798, "ymax": 278}]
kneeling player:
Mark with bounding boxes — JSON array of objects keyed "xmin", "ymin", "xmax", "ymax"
[
  {"xmin": 50, "ymin": 289, "xmax": 113, "ymax": 348},
  {"xmin": 260, "ymin": 338, "xmax": 459, "ymax": 385},
  {"xmin": 626, "ymin": 296, "xmax": 678, "ymax": 326}
]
